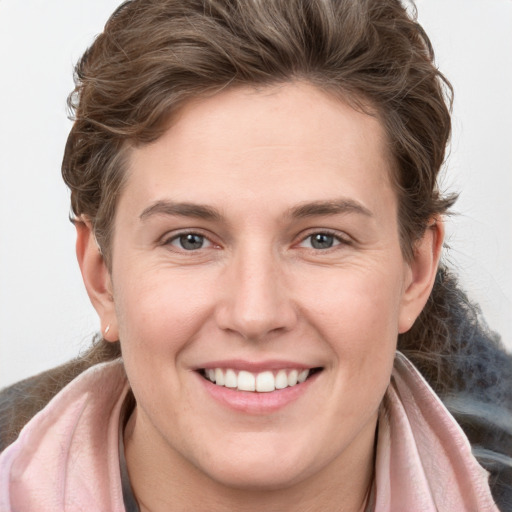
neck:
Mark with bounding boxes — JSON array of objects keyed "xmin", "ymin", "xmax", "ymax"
[{"xmin": 124, "ymin": 407, "xmax": 376, "ymax": 512}]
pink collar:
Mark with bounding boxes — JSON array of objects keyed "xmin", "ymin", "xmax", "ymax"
[{"xmin": 372, "ymin": 353, "xmax": 498, "ymax": 511}]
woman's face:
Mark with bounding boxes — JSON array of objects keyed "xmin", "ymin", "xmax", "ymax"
[{"xmin": 90, "ymin": 83, "xmax": 433, "ymax": 490}]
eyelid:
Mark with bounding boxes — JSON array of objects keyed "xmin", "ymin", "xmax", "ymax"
[
  {"xmin": 295, "ymin": 228, "xmax": 352, "ymax": 249},
  {"xmin": 160, "ymin": 228, "xmax": 218, "ymax": 250},
  {"xmin": 158, "ymin": 227, "xmax": 352, "ymax": 252}
]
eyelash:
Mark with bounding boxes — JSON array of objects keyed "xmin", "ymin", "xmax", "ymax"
[
  {"xmin": 162, "ymin": 230, "xmax": 215, "ymax": 251},
  {"xmin": 297, "ymin": 230, "xmax": 352, "ymax": 251},
  {"xmin": 161, "ymin": 229, "xmax": 351, "ymax": 253}
]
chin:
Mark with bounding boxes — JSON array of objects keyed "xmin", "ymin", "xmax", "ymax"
[
  {"xmin": 204, "ymin": 459, "xmax": 309, "ymax": 492},
  {"xmin": 191, "ymin": 433, "xmax": 325, "ymax": 492}
]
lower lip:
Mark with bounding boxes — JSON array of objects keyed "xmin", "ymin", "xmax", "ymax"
[{"xmin": 196, "ymin": 371, "xmax": 321, "ymax": 414}]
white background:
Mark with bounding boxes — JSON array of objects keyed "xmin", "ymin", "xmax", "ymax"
[{"xmin": 0, "ymin": 0, "xmax": 511, "ymax": 388}]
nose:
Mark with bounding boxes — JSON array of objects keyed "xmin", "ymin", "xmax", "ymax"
[{"xmin": 214, "ymin": 244, "xmax": 298, "ymax": 341}]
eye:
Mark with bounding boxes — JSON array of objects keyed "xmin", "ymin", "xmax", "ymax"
[
  {"xmin": 167, "ymin": 233, "xmax": 213, "ymax": 251},
  {"xmin": 299, "ymin": 232, "xmax": 345, "ymax": 250}
]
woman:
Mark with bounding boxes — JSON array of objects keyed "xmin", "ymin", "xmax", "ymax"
[{"xmin": 0, "ymin": 0, "xmax": 510, "ymax": 510}]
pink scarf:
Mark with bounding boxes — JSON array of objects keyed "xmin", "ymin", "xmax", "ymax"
[
  {"xmin": 373, "ymin": 353, "xmax": 498, "ymax": 511},
  {"xmin": 0, "ymin": 354, "xmax": 499, "ymax": 511}
]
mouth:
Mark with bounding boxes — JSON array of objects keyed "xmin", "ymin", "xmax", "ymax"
[{"xmin": 197, "ymin": 367, "xmax": 323, "ymax": 393}]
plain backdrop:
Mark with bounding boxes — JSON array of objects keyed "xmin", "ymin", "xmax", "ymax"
[{"xmin": 0, "ymin": 0, "xmax": 511, "ymax": 388}]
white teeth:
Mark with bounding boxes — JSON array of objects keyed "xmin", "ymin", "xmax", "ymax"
[
  {"xmin": 256, "ymin": 371, "xmax": 275, "ymax": 392},
  {"xmin": 204, "ymin": 367, "xmax": 312, "ymax": 392},
  {"xmin": 224, "ymin": 369, "xmax": 237, "ymax": 388},
  {"xmin": 298, "ymin": 369, "xmax": 309, "ymax": 383},
  {"xmin": 215, "ymin": 368, "xmax": 225, "ymax": 386},
  {"xmin": 287, "ymin": 370, "xmax": 298, "ymax": 387},
  {"xmin": 275, "ymin": 370, "xmax": 288, "ymax": 390},
  {"xmin": 237, "ymin": 371, "xmax": 256, "ymax": 391}
]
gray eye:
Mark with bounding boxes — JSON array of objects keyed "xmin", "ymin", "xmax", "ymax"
[
  {"xmin": 178, "ymin": 233, "xmax": 205, "ymax": 250},
  {"xmin": 310, "ymin": 233, "xmax": 335, "ymax": 249}
]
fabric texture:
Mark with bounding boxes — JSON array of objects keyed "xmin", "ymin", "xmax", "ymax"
[{"xmin": 0, "ymin": 354, "xmax": 499, "ymax": 511}]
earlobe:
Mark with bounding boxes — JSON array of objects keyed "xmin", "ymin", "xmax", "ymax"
[
  {"xmin": 398, "ymin": 218, "xmax": 444, "ymax": 333},
  {"xmin": 75, "ymin": 219, "xmax": 119, "ymax": 341}
]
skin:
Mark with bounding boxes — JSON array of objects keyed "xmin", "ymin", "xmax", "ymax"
[{"xmin": 77, "ymin": 82, "xmax": 443, "ymax": 511}]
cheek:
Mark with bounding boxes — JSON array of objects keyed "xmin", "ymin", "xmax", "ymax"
[
  {"xmin": 297, "ymin": 261, "xmax": 404, "ymax": 404},
  {"xmin": 112, "ymin": 267, "xmax": 218, "ymax": 401},
  {"xmin": 112, "ymin": 274, "xmax": 210, "ymax": 417},
  {"xmin": 285, "ymin": 265, "xmax": 402, "ymax": 455},
  {"xmin": 300, "ymin": 263, "xmax": 404, "ymax": 348},
  {"xmin": 115, "ymin": 265, "xmax": 212, "ymax": 341}
]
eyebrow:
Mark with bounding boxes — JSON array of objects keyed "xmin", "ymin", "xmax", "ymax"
[
  {"xmin": 139, "ymin": 198, "xmax": 372, "ymax": 223},
  {"xmin": 139, "ymin": 200, "xmax": 222, "ymax": 222},
  {"xmin": 288, "ymin": 199, "xmax": 373, "ymax": 219}
]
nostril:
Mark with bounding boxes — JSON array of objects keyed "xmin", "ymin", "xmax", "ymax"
[{"xmin": 214, "ymin": 280, "xmax": 298, "ymax": 341}]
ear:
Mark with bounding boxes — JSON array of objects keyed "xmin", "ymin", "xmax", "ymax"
[
  {"xmin": 75, "ymin": 219, "xmax": 119, "ymax": 341},
  {"xmin": 398, "ymin": 218, "xmax": 444, "ymax": 334}
]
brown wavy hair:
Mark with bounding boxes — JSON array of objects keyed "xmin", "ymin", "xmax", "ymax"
[
  {"xmin": 62, "ymin": 0, "xmax": 457, "ymax": 369},
  {"xmin": 2, "ymin": 0, "xmax": 510, "ymax": 506},
  {"xmin": 63, "ymin": 0, "xmax": 454, "ymax": 266}
]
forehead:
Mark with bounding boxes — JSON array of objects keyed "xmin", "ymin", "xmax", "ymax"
[{"xmin": 122, "ymin": 82, "xmax": 394, "ymax": 219}]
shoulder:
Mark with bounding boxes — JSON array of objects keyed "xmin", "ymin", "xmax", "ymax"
[
  {"xmin": 0, "ymin": 371, "xmax": 61, "ymax": 452},
  {"xmin": 0, "ymin": 357, "xmax": 102, "ymax": 452},
  {"xmin": 437, "ymin": 274, "xmax": 512, "ymax": 509},
  {"xmin": 0, "ymin": 359, "xmax": 129, "ymax": 508},
  {"xmin": 399, "ymin": 266, "xmax": 512, "ymax": 510},
  {"xmin": 442, "ymin": 340, "xmax": 512, "ymax": 512},
  {"xmin": 0, "ymin": 339, "xmax": 124, "ymax": 453}
]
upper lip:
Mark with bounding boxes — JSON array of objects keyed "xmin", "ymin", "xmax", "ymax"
[{"xmin": 194, "ymin": 359, "xmax": 320, "ymax": 372}]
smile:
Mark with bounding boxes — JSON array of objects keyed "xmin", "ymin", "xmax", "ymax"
[{"xmin": 199, "ymin": 367, "xmax": 322, "ymax": 392}]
